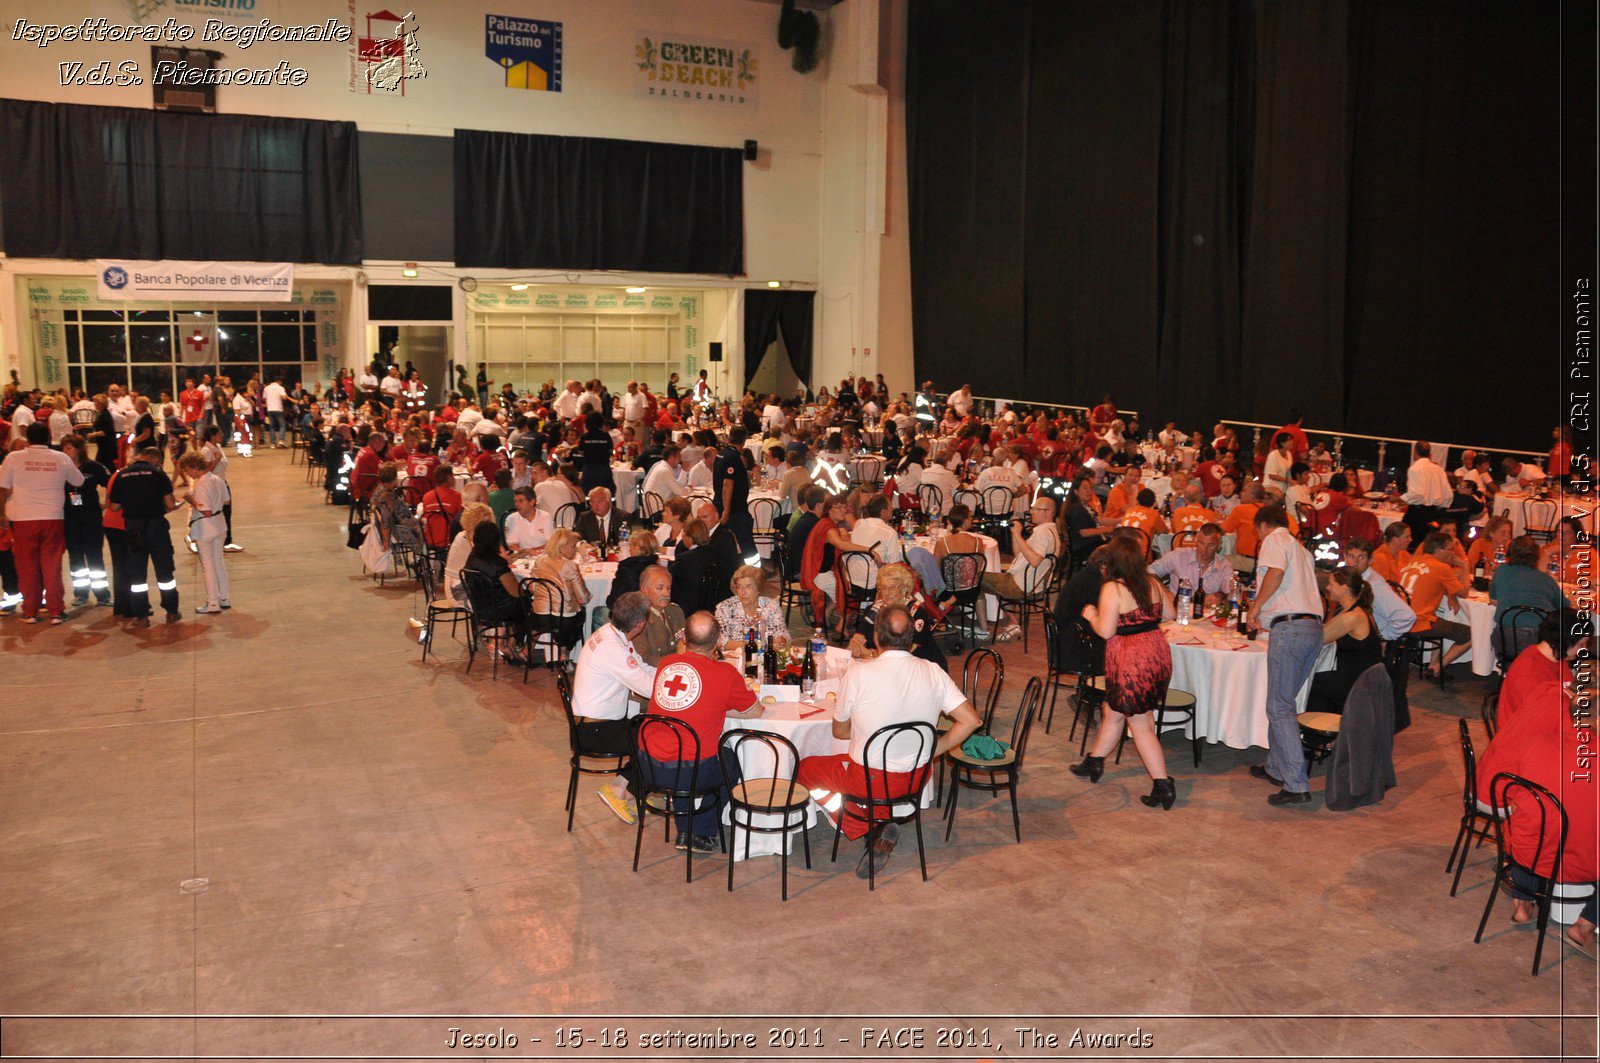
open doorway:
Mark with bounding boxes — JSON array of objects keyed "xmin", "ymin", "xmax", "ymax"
[
  {"xmin": 746, "ymin": 329, "xmax": 802, "ymax": 401},
  {"xmin": 369, "ymin": 324, "xmax": 452, "ymax": 399}
]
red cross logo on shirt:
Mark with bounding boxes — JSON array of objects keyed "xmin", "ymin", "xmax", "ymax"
[
  {"xmin": 663, "ymin": 674, "xmax": 690, "ymax": 699},
  {"xmin": 654, "ymin": 662, "xmax": 700, "ymax": 711},
  {"xmin": 187, "ymin": 330, "xmax": 209, "ymax": 353}
]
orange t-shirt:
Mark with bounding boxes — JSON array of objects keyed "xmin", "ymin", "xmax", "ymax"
[
  {"xmin": 1398, "ymin": 554, "xmax": 1467, "ymax": 629},
  {"xmin": 1119, "ymin": 505, "xmax": 1169, "ymax": 538},
  {"xmin": 1104, "ymin": 484, "xmax": 1138, "ymax": 521},
  {"xmin": 1464, "ymin": 537, "xmax": 1498, "ymax": 573},
  {"xmin": 1223, "ymin": 503, "xmax": 1262, "ymax": 556},
  {"xmin": 1559, "ymin": 543, "xmax": 1597, "ymax": 585},
  {"xmin": 1370, "ymin": 543, "xmax": 1410, "ymax": 583},
  {"xmin": 1171, "ymin": 505, "xmax": 1219, "ymax": 534}
]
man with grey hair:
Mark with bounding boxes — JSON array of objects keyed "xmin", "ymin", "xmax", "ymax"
[
  {"xmin": 575, "ymin": 487, "xmax": 625, "ymax": 551},
  {"xmin": 635, "ymin": 565, "xmax": 685, "ymax": 666},
  {"xmin": 639, "ymin": 610, "xmax": 762, "ymax": 853},
  {"xmin": 574, "ymin": 590, "xmax": 657, "ymax": 824},
  {"xmin": 796, "ymin": 605, "xmax": 984, "ymax": 879}
]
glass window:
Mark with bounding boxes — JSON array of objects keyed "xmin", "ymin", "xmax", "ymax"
[
  {"xmin": 82, "ymin": 325, "xmax": 128, "ymax": 364},
  {"xmin": 130, "ymin": 309, "xmax": 170, "ymax": 322},
  {"xmin": 218, "ymin": 325, "xmax": 259, "ymax": 364},
  {"xmin": 83, "ymin": 365, "xmax": 129, "ymax": 396},
  {"xmin": 65, "ymin": 325, "xmax": 82, "ymax": 363},
  {"xmin": 131, "ymin": 364, "xmax": 176, "ymax": 400},
  {"xmin": 63, "ymin": 309, "xmax": 79, "ymax": 321},
  {"xmin": 301, "ymin": 324, "xmax": 318, "ymax": 360},
  {"xmin": 260, "ymin": 309, "xmax": 302, "ymax": 322},
  {"xmin": 130, "ymin": 325, "xmax": 173, "ymax": 361},
  {"xmin": 82, "ymin": 309, "xmax": 125, "ymax": 322},
  {"xmin": 218, "ymin": 310, "xmax": 259, "ymax": 323},
  {"xmin": 262, "ymin": 364, "xmax": 302, "ymax": 388},
  {"xmin": 261, "ymin": 326, "xmax": 302, "ymax": 362}
]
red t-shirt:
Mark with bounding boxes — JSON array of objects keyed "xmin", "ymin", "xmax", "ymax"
[
  {"xmin": 644, "ymin": 653, "xmax": 756, "ymax": 760},
  {"xmin": 437, "ymin": 406, "xmax": 459, "ymax": 423},
  {"xmin": 406, "ymin": 453, "xmax": 438, "ymax": 480},
  {"xmin": 179, "ymin": 388, "xmax": 206, "ymax": 423},
  {"xmin": 473, "ymin": 450, "xmax": 507, "ymax": 481}
]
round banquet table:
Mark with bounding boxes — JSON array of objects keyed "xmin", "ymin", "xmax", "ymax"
[
  {"xmin": 1140, "ymin": 444, "xmax": 1197, "ymax": 469},
  {"xmin": 1436, "ymin": 590, "xmax": 1497, "ymax": 677},
  {"xmin": 1350, "ymin": 501, "xmax": 1407, "ymax": 532},
  {"xmin": 610, "ymin": 464, "xmax": 642, "ymax": 513},
  {"xmin": 1161, "ymin": 621, "xmax": 1335, "ymax": 750},
  {"xmin": 511, "ymin": 556, "xmax": 617, "ymax": 640},
  {"xmin": 1494, "ymin": 492, "xmax": 1597, "ymax": 539}
]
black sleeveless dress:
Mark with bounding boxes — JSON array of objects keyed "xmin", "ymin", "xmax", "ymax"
[{"xmin": 1307, "ymin": 610, "xmax": 1382, "ymax": 714}]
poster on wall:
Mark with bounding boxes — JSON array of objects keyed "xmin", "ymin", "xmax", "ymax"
[
  {"xmin": 633, "ymin": 31, "xmax": 758, "ymax": 110},
  {"xmin": 486, "ymin": 15, "xmax": 562, "ymax": 90},
  {"xmin": 95, "ymin": 261, "xmax": 294, "ymax": 302},
  {"xmin": 30, "ymin": 310, "xmax": 66, "ymax": 390}
]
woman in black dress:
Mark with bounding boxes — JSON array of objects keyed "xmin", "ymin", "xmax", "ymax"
[
  {"xmin": 1307, "ymin": 568, "xmax": 1382, "ymax": 714},
  {"xmin": 1061, "ymin": 474, "xmax": 1113, "ymax": 571}
]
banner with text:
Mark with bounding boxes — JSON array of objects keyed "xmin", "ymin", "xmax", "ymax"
[
  {"xmin": 486, "ymin": 14, "xmax": 563, "ymax": 90},
  {"xmin": 95, "ymin": 260, "xmax": 295, "ymax": 302},
  {"xmin": 633, "ymin": 31, "xmax": 758, "ymax": 110}
]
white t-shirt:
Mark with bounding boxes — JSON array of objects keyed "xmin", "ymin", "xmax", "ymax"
[
  {"xmin": 457, "ymin": 408, "xmax": 483, "ymax": 432},
  {"xmin": 504, "ymin": 509, "xmax": 555, "ymax": 551},
  {"xmin": 836, "ymin": 650, "xmax": 967, "ymax": 772},
  {"xmin": 919, "ymin": 464, "xmax": 958, "ymax": 514},
  {"xmin": 189, "ymin": 472, "xmax": 230, "ymax": 539},
  {"xmin": 10, "ymin": 404, "xmax": 36, "ymax": 442},
  {"xmin": 572, "ymin": 624, "xmax": 657, "ymax": 721},
  {"xmin": 1007, "ymin": 522, "xmax": 1060, "ymax": 586},
  {"xmin": 262, "ymin": 382, "xmax": 287, "ymax": 413},
  {"xmin": 534, "ymin": 479, "xmax": 580, "ymax": 516},
  {"xmin": 0, "ymin": 445, "xmax": 84, "ymax": 521},
  {"xmin": 1254, "ymin": 527, "xmax": 1323, "ymax": 623},
  {"xmin": 1263, "ymin": 450, "xmax": 1293, "ymax": 488},
  {"xmin": 232, "ymin": 393, "xmax": 253, "ymax": 418},
  {"xmin": 380, "ymin": 375, "xmax": 404, "ymax": 397},
  {"xmin": 48, "ymin": 409, "xmax": 71, "ymax": 444},
  {"xmin": 949, "ymin": 390, "xmax": 972, "ymax": 417},
  {"xmin": 642, "ymin": 460, "xmax": 687, "ymax": 504},
  {"xmin": 623, "ymin": 392, "xmax": 650, "ymax": 422},
  {"xmin": 685, "ymin": 461, "xmax": 714, "ymax": 491},
  {"xmin": 850, "ymin": 517, "xmax": 903, "ymax": 580},
  {"xmin": 202, "ymin": 442, "xmax": 229, "ymax": 482}
]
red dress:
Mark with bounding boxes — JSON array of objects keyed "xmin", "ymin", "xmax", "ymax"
[{"xmin": 1104, "ymin": 600, "xmax": 1172, "ymax": 716}]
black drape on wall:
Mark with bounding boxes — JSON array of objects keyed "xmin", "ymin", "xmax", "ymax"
[
  {"xmin": 908, "ymin": 0, "xmax": 1566, "ymax": 450},
  {"xmin": 454, "ymin": 130, "xmax": 744, "ymax": 274},
  {"xmin": 744, "ymin": 289, "xmax": 815, "ymax": 387},
  {"xmin": 0, "ymin": 99, "xmax": 362, "ymax": 264}
]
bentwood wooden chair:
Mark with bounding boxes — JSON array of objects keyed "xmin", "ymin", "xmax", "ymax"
[
  {"xmin": 557, "ymin": 663, "xmax": 629, "ymax": 833},
  {"xmin": 944, "ymin": 676, "xmax": 1042, "ymax": 844},
  {"xmin": 1474, "ymin": 772, "xmax": 1568, "ymax": 976},
  {"xmin": 717, "ymin": 729, "xmax": 812, "ymax": 901},
  {"xmin": 631, "ymin": 716, "xmax": 728, "ymax": 883},
  {"xmin": 830, "ymin": 721, "xmax": 937, "ymax": 891}
]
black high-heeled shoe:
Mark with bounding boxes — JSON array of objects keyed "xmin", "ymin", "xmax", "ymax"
[
  {"xmin": 1069, "ymin": 755, "xmax": 1105, "ymax": 783},
  {"xmin": 1140, "ymin": 777, "xmax": 1177, "ymax": 810}
]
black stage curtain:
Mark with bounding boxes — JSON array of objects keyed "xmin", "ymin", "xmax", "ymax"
[
  {"xmin": 0, "ymin": 99, "xmax": 362, "ymax": 264},
  {"xmin": 908, "ymin": 1, "xmax": 1564, "ymax": 450},
  {"xmin": 743, "ymin": 289, "xmax": 815, "ymax": 388},
  {"xmin": 454, "ymin": 130, "xmax": 744, "ymax": 274}
]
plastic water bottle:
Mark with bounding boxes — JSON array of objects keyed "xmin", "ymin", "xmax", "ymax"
[
  {"xmin": 1493, "ymin": 546, "xmax": 1506, "ymax": 569},
  {"xmin": 806, "ymin": 627, "xmax": 826, "ymax": 692},
  {"xmin": 1176, "ymin": 579, "xmax": 1193, "ymax": 626}
]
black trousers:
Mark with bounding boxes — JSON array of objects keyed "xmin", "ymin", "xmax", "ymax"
[
  {"xmin": 104, "ymin": 527, "xmax": 132, "ymax": 616},
  {"xmin": 64, "ymin": 514, "xmax": 109, "ymax": 603},
  {"xmin": 575, "ymin": 719, "xmax": 643, "ymax": 795},
  {"xmin": 0, "ymin": 548, "xmax": 17, "ymax": 601},
  {"xmin": 123, "ymin": 516, "xmax": 179, "ymax": 617}
]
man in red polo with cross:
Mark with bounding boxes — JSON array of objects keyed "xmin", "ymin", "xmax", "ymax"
[
  {"xmin": 640, "ymin": 610, "xmax": 762, "ymax": 854},
  {"xmin": 179, "ymin": 378, "xmax": 208, "ymax": 441}
]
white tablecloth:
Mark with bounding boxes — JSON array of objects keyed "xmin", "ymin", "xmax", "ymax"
[
  {"xmin": 1438, "ymin": 591, "xmax": 1496, "ymax": 677},
  {"xmin": 1163, "ymin": 621, "xmax": 1334, "ymax": 750},
  {"xmin": 1140, "ymin": 444, "xmax": 1196, "ymax": 469},
  {"xmin": 611, "ymin": 465, "xmax": 642, "ymax": 513},
  {"xmin": 1494, "ymin": 492, "xmax": 1596, "ymax": 539}
]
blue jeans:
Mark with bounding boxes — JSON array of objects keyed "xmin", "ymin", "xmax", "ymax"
[
  {"xmin": 266, "ymin": 411, "xmax": 285, "ymax": 445},
  {"xmin": 1511, "ymin": 866, "xmax": 1599, "ymax": 924},
  {"xmin": 905, "ymin": 545, "xmax": 943, "ymax": 593},
  {"xmin": 1265, "ymin": 617, "xmax": 1323, "ymax": 793},
  {"xmin": 639, "ymin": 752, "xmax": 735, "ymax": 838}
]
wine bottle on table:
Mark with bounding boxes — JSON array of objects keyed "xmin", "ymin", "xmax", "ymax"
[{"xmin": 763, "ymin": 635, "xmax": 778, "ymax": 684}]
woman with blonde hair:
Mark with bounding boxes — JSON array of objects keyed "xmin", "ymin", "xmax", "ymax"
[
  {"xmin": 848, "ymin": 562, "xmax": 945, "ymax": 667},
  {"xmin": 608, "ymin": 528, "xmax": 660, "ymax": 608},
  {"xmin": 445, "ymin": 502, "xmax": 496, "ymax": 604},
  {"xmin": 713, "ymin": 563, "xmax": 787, "ymax": 648},
  {"xmin": 179, "ymin": 452, "xmax": 230, "ymax": 613},
  {"xmin": 530, "ymin": 527, "xmax": 590, "ymax": 649}
]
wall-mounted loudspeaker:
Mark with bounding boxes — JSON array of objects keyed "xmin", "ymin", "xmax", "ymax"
[
  {"xmin": 709, "ymin": 342, "xmax": 724, "ymax": 362},
  {"xmin": 742, "ymin": 140, "xmax": 758, "ymax": 161}
]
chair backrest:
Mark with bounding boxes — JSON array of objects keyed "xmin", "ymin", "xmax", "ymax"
[
  {"xmin": 641, "ymin": 490, "xmax": 666, "ymax": 520},
  {"xmin": 939, "ymin": 551, "xmax": 987, "ymax": 596},
  {"xmin": 1487, "ymin": 771, "xmax": 1568, "ymax": 884},
  {"xmin": 1172, "ymin": 530, "xmax": 1196, "ymax": 552},
  {"xmin": 962, "ymin": 648, "xmax": 1005, "ymax": 732},
  {"xmin": 850, "ymin": 456, "xmax": 884, "ymax": 484},
  {"xmin": 1480, "ymin": 690, "xmax": 1499, "ymax": 741},
  {"xmin": 401, "ymin": 480, "xmax": 427, "ymax": 508},
  {"xmin": 953, "ymin": 487, "xmax": 983, "ymax": 514},
  {"xmin": 1294, "ymin": 502, "xmax": 1318, "ymax": 541},
  {"xmin": 1007, "ymin": 676, "xmax": 1044, "ymax": 768},
  {"xmin": 1523, "ymin": 498, "xmax": 1559, "ymax": 533},
  {"xmin": 1456, "ymin": 718, "xmax": 1478, "ymax": 813},
  {"xmin": 1043, "ymin": 612, "xmax": 1063, "ymax": 671},
  {"xmin": 556, "ymin": 664, "xmax": 581, "ymax": 749},
  {"xmin": 554, "ymin": 501, "xmax": 581, "ymax": 529},
  {"xmin": 1496, "ymin": 605, "xmax": 1547, "ymax": 672},
  {"xmin": 717, "ymin": 728, "xmax": 802, "ymax": 798},
  {"xmin": 917, "ymin": 482, "xmax": 944, "ymax": 516},
  {"xmin": 459, "ymin": 566, "xmax": 503, "ymax": 624},
  {"xmin": 1018, "ymin": 553, "xmax": 1057, "ymax": 599},
  {"xmin": 1075, "ymin": 620, "xmax": 1106, "ymax": 677},
  {"xmin": 841, "ymin": 551, "xmax": 879, "ymax": 592},
  {"xmin": 749, "ymin": 496, "xmax": 781, "ymax": 534},
  {"xmin": 632, "ymin": 715, "xmax": 708, "ymax": 794},
  {"xmin": 858, "ymin": 721, "xmax": 937, "ymax": 802},
  {"xmin": 982, "ymin": 485, "xmax": 1015, "ymax": 517},
  {"xmin": 523, "ymin": 574, "xmax": 566, "ymax": 618},
  {"xmin": 1387, "ymin": 579, "xmax": 1411, "ymax": 604}
]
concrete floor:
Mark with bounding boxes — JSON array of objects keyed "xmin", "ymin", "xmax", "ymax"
[{"xmin": 1, "ymin": 452, "xmax": 1595, "ymax": 1062}]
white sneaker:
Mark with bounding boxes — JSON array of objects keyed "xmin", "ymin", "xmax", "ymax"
[
  {"xmin": 218, "ymin": 601, "xmax": 232, "ymax": 609},
  {"xmin": 195, "ymin": 604, "xmax": 222, "ymax": 615},
  {"xmin": 223, "ymin": 544, "xmax": 243, "ymax": 553}
]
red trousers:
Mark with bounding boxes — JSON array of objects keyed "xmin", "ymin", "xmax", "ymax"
[
  {"xmin": 12, "ymin": 519, "xmax": 66, "ymax": 615},
  {"xmin": 795, "ymin": 754, "xmax": 919, "ymax": 841}
]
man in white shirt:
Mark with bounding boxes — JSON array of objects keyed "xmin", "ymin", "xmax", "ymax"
[
  {"xmin": 948, "ymin": 384, "xmax": 973, "ymax": 419},
  {"xmin": 850, "ymin": 495, "xmax": 903, "ymax": 583},
  {"xmin": 578, "ymin": 383, "xmax": 603, "ymax": 419},
  {"xmin": 981, "ymin": 496, "xmax": 1061, "ymax": 641},
  {"xmin": 379, "ymin": 368, "xmax": 404, "ymax": 406},
  {"xmin": 641, "ymin": 445, "xmax": 688, "ymax": 510},
  {"xmin": 551, "ymin": 381, "xmax": 582, "ymax": 421},
  {"xmin": 8, "ymin": 393, "xmax": 37, "ymax": 443},
  {"xmin": 0, "ymin": 422, "xmax": 86, "ymax": 621},
  {"xmin": 473, "ymin": 411, "xmax": 505, "ymax": 439},
  {"xmin": 571, "ymin": 592, "xmax": 657, "ymax": 822},
  {"xmin": 534, "ymin": 470, "xmax": 580, "ymax": 517},
  {"xmin": 974, "ymin": 448, "xmax": 1024, "ymax": 521},
  {"xmin": 1402, "ymin": 440, "xmax": 1453, "ymax": 540},
  {"xmin": 1245, "ymin": 504, "xmax": 1325, "ymax": 805},
  {"xmin": 357, "ymin": 366, "xmax": 380, "ymax": 401},
  {"xmin": 794, "ymin": 607, "xmax": 983, "ymax": 878},
  {"xmin": 1500, "ymin": 456, "xmax": 1546, "ymax": 490},
  {"xmin": 456, "ymin": 404, "xmax": 483, "ymax": 434},
  {"xmin": 622, "ymin": 382, "xmax": 650, "ymax": 435},
  {"xmin": 261, "ymin": 377, "xmax": 288, "ymax": 447},
  {"xmin": 503, "ymin": 488, "xmax": 555, "ymax": 554},
  {"xmin": 919, "ymin": 452, "xmax": 959, "ymax": 516},
  {"xmin": 685, "ymin": 449, "xmax": 715, "ymax": 491},
  {"xmin": 1149, "ymin": 523, "xmax": 1234, "ymax": 605}
]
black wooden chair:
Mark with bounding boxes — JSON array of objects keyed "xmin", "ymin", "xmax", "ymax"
[
  {"xmin": 556, "ymin": 663, "xmax": 630, "ymax": 832},
  {"xmin": 916, "ymin": 482, "xmax": 944, "ymax": 520},
  {"xmin": 937, "ymin": 551, "xmax": 987, "ymax": 653},
  {"xmin": 1474, "ymin": 772, "xmax": 1568, "ymax": 976},
  {"xmin": 1494, "ymin": 605, "xmax": 1547, "ymax": 675},
  {"xmin": 750, "ymin": 496, "xmax": 783, "ymax": 558},
  {"xmin": 837, "ymin": 551, "xmax": 879, "ymax": 643},
  {"xmin": 830, "ymin": 721, "xmax": 937, "ymax": 891},
  {"xmin": 997, "ymin": 554, "xmax": 1057, "ymax": 653},
  {"xmin": 640, "ymin": 490, "xmax": 666, "ymax": 526},
  {"xmin": 631, "ymin": 715, "xmax": 727, "ymax": 883},
  {"xmin": 1480, "ymin": 690, "xmax": 1499, "ymax": 741},
  {"xmin": 944, "ymin": 676, "xmax": 1042, "ymax": 843},
  {"xmin": 1447, "ymin": 718, "xmax": 1500, "ymax": 897},
  {"xmin": 523, "ymin": 575, "xmax": 574, "ymax": 678},
  {"xmin": 553, "ymin": 501, "xmax": 582, "ymax": 530},
  {"xmin": 1521, "ymin": 499, "xmax": 1560, "ymax": 545},
  {"xmin": 461, "ymin": 567, "xmax": 525, "ymax": 681},
  {"xmin": 717, "ymin": 729, "xmax": 812, "ymax": 901},
  {"xmin": 417, "ymin": 558, "xmax": 471, "ymax": 662},
  {"xmin": 938, "ymin": 648, "xmax": 1005, "ymax": 806}
]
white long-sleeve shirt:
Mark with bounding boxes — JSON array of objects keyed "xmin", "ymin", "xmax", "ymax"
[
  {"xmin": 572, "ymin": 623, "xmax": 657, "ymax": 721},
  {"xmin": 1402, "ymin": 458, "xmax": 1452, "ymax": 508}
]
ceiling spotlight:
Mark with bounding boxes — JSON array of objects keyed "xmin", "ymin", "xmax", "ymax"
[
  {"xmin": 626, "ymin": 286, "xmax": 647, "ymax": 294},
  {"xmin": 767, "ymin": 280, "xmax": 782, "ymax": 288},
  {"xmin": 510, "ymin": 283, "xmax": 529, "ymax": 291}
]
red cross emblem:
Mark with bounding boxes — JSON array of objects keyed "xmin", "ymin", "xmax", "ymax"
[
  {"xmin": 187, "ymin": 330, "xmax": 209, "ymax": 353},
  {"xmin": 654, "ymin": 662, "xmax": 700, "ymax": 710},
  {"xmin": 663, "ymin": 674, "xmax": 689, "ymax": 699}
]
